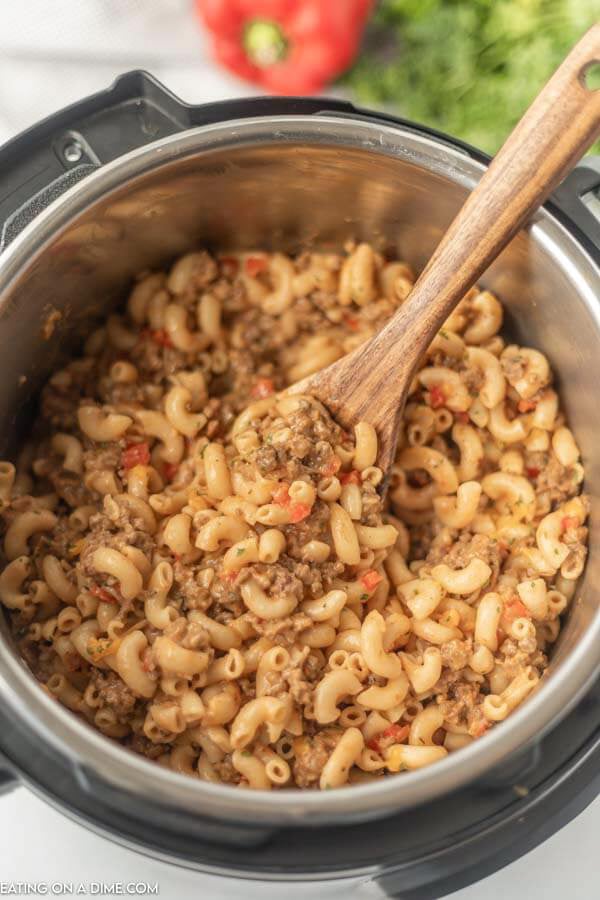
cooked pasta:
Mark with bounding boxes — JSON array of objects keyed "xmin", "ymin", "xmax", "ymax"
[{"xmin": 0, "ymin": 244, "xmax": 588, "ymax": 790}]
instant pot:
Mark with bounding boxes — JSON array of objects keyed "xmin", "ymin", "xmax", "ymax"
[{"xmin": 0, "ymin": 72, "xmax": 599, "ymax": 898}]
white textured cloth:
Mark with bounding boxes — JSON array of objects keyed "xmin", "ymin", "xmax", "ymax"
[{"xmin": 0, "ymin": 0, "xmax": 261, "ymax": 144}]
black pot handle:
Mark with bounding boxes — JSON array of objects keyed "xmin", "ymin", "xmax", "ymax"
[
  {"xmin": 377, "ymin": 726, "xmax": 600, "ymax": 899},
  {"xmin": 0, "ymin": 70, "xmax": 355, "ymax": 251},
  {"xmin": 551, "ymin": 156, "xmax": 600, "ymax": 258},
  {"xmin": 0, "ymin": 755, "xmax": 18, "ymax": 796}
]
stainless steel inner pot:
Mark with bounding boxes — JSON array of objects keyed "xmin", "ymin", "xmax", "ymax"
[{"xmin": 0, "ymin": 115, "xmax": 599, "ymax": 825}]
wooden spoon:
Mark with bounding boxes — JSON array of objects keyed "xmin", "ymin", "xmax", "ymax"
[{"xmin": 290, "ymin": 24, "xmax": 600, "ymax": 474}]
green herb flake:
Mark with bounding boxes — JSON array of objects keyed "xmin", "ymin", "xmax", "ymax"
[
  {"xmin": 360, "ymin": 592, "xmax": 369, "ymax": 601},
  {"xmin": 236, "ymin": 547, "xmax": 246, "ymax": 557}
]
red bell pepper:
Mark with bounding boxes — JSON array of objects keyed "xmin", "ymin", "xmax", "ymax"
[
  {"xmin": 339, "ymin": 469, "xmax": 361, "ymax": 485},
  {"xmin": 273, "ymin": 484, "xmax": 290, "ymax": 505},
  {"xmin": 503, "ymin": 598, "xmax": 531, "ymax": 623},
  {"xmin": 289, "ymin": 502, "xmax": 311, "ymax": 523},
  {"xmin": 321, "ymin": 455, "xmax": 341, "ymax": 477},
  {"xmin": 90, "ymin": 584, "xmax": 121, "ymax": 605},
  {"xmin": 367, "ymin": 723, "xmax": 409, "ymax": 754},
  {"xmin": 427, "ymin": 384, "xmax": 446, "ymax": 409},
  {"xmin": 250, "ymin": 376, "xmax": 275, "ymax": 399},
  {"xmin": 561, "ymin": 515, "xmax": 579, "ymax": 532},
  {"xmin": 195, "ymin": 0, "xmax": 373, "ymax": 95},
  {"xmin": 517, "ymin": 398, "xmax": 537, "ymax": 413},
  {"xmin": 245, "ymin": 256, "xmax": 268, "ymax": 276},
  {"xmin": 121, "ymin": 441, "xmax": 151, "ymax": 470},
  {"xmin": 360, "ymin": 569, "xmax": 383, "ymax": 594}
]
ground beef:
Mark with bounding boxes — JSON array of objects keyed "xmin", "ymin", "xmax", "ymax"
[
  {"xmin": 501, "ymin": 352, "xmax": 528, "ymax": 386},
  {"xmin": 437, "ymin": 682, "xmax": 482, "ymax": 732},
  {"xmin": 173, "ymin": 561, "xmax": 212, "ymax": 612},
  {"xmin": 536, "ymin": 456, "xmax": 582, "ymax": 505},
  {"xmin": 127, "ymin": 733, "xmax": 167, "ymax": 760},
  {"xmin": 213, "ymin": 756, "xmax": 240, "ymax": 785},
  {"xmin": 286, "ymin": 667, "xmax": 314, "ymax": 706},
  {"xmin": 426, "ymin": 533, "xmax": 502, "ymax": 590},
  {"xmin": 292, "ymin": 729, "xmax": 342, "ymax": 788},
  {"xmin": 284, "ymin": 501, "xmax": 331, "ymax": 558},
  {"xmin": 246, "ymin": 612, "xmax": 312, "ymax": 646},
  {"xmin": 50, "ymin": 469, "xmax": 93, "ymax": 508},
  {"xmin": 20, "ymin": 640, "xmax": 58, "ymax": 680},
  {"xmin": 248, "ymin": 563, "xmax": 304, "ymax": 612},
  {"xmin": 462, "ymin": 365, "xmax": 484, "ymax": 396},
  {"xmin": 83, "ymin": 444, "xmax": 121, "ymax": 474},
  {"xmin": 91, "ymin": 671, "xmax": 137, "ymax": 717},
  {"xmin": 440, "ymin": 638, "xmax": 473, "ymax": 672},
  {"xmin": 164, "ymin": 616, "xmax": 211, "ymax": 652},
  {"xmin": 180, "ymin": 251, "xmax": 218, "ymax": 293},
  {"xmin": 360, "ymin": 485, "xmax": 384, "ymax": 526},
  {"xmin": 499, "ymin": 641, "xmax": 547, "ymax": 678}
]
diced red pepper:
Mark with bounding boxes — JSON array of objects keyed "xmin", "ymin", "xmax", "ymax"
[
  {"xmin": 163, "ymin": 462, "xmax": 179, "ymax": 482},
  {"xmin": 428, "ymin": 384, "xmax": 446, "ymax": 409},
  {"xmin": 517, "ymin": 398, "xmax": 537, "ymax": 413},
  {"xmin": 472, "ymin": 720, "xmax": 489, "ymax": 738},
  {"xmin": 526, "ymin": 466, "xmax": 540, "ymax": 479},
  {"xmin": 360, "ymin": 570, "xmax": 383, "ymax": 594},
  {"xmin": 220, "ymin": 571, "xmax": 238, "ymax": 585},
  {"xmin": 367, "ymin": 723, "xmax": 409, "ymax": 753},
  {"xmin": 90, "ymin": 584, "xmax": 120, "ymax": 605},
  {"xmin": 121, "ymin": 441, "xmax": 150, "ymax": 470},
  {"xmin": 322, "ymin": 455, "xmax": 342, "ymax": 477},
  {"xmin": 250, "ymin": 377, "xmax": 275, "ymax": 400},
  {"xmin": 503, "ymin": 598, "xmax": 531, "ymax": 622},
  {"xmin": 455, "ymin": 411, "xmax": 470, "ymax": 424},
  {"xmin": 340, "ymin": 469, "xmax": 361, "ymax": 485},
  {"xmin": 345, "ymin": 314, "xmax": 360, "ymax": 331},
  {"xmin": 273, "ymin": 483, "xmax": 291, "ymax": 506},
  {"xmin": 220, "ymin": 256, "xmax": 239, "ymax": 277},
  {"xmin": 245, "ymin": 256, "xmax": 268, "ymax": 277},
  {"xmin": 561, "ymin": 515, "xmax": 578, "ymax": 532},
  {"xmin": 289, "ymin": 502, "xmax": 311, "ymax": 523},
  {"xmin": 151, "ymin": 329, "xmax": 173, "ymax": 348},
  {"xmin": 382, "ymin": 723, "xmax": 409, "ymax": 742}
]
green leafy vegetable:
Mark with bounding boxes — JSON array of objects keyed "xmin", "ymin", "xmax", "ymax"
[{"xmin": 344, "ymin": 0, "xmax": 600, "ymax": 154}]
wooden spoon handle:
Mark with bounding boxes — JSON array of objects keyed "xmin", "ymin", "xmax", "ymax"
[
  {"xmin": 294, "ymin": 26, "xmax": 600, "ymax": 471},
  {"xmin": 377, "ymin": 23, "xmax": 600, "ymax": 379}
]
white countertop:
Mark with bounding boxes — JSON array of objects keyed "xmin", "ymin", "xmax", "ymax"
[{"xmin": 1, "ymin": 2, "xmax": 599, "ymax": 895}]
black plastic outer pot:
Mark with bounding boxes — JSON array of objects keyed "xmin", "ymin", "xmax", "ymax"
[{"xmin": 0, "ymin": 72, "xmax": 600, "ymax": 899}]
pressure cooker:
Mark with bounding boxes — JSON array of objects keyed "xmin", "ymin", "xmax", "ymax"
[{"xmin": 0, "ymin": 72, "xmax": 599, "ymax": 898}]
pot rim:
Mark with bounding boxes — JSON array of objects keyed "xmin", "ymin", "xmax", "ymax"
[{"xmin": 0, "ymin": 113, "xmax": 599, "ymax": 824}]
